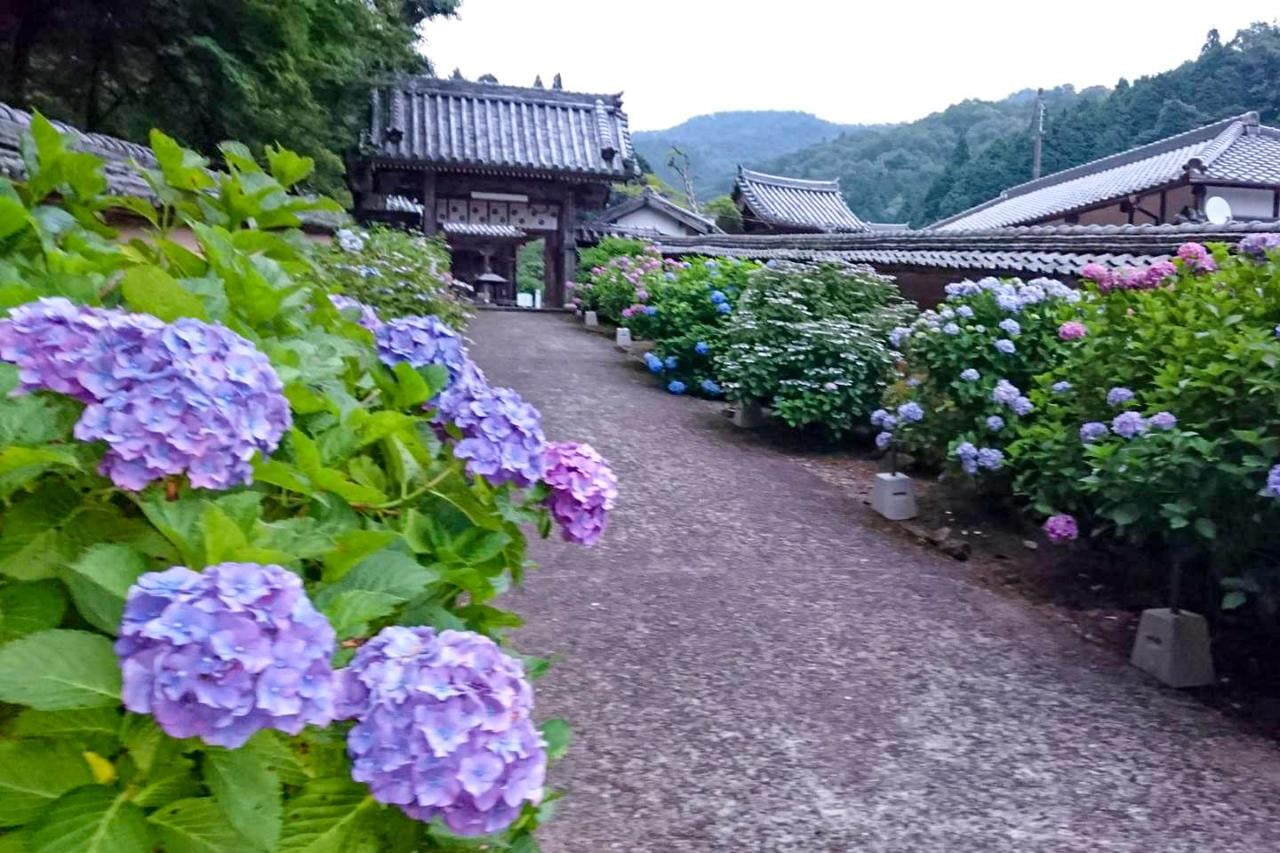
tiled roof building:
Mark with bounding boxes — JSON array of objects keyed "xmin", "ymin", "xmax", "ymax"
[
  {"xmin": 932, "ymin": 112, "xmax": 1280, "ymax": 231},
  {"xmin": 731, "ymin": 167, "xmax": 868, "ymax": 234}
]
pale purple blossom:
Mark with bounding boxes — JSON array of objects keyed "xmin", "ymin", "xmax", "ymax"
[
  {"xmin": 875, "ymin": 431, "xmax": 894, "ymax": 450},
  {"xmin": 434, "ymin": 362, "xmax": 547, "ymax": 487},
  {"xmin": 1111, "ymin": 411, "xmax": 1148, "ymax": 439},
  {"xmin": 986, "ymin": 415, "xmax": 1004, "ymax": 432},
  {"xmin": 897, "ymin": 401, "xmax": 924, "ymax": 423},
  {"xmin": 1058, "ymin": 321, "xmax": 1087, "ymax": 340},
  {"xmin": 1051, "ymin": 381, "xmax": 1072, "ymax": 394},
  {"xmin": 334, "ymin": 627, "xmax": 546, "ymax": 836},
  {"xmin": 1043, "ymin": 514, "xmax": 1079, "ymax": 543},
  {"xmin": 543, "ymin": 442, "xmax": 618, "ymax": 546},
  {"xmin": 1011, "ymin": 396, "xmax": 1034, "ymax": 416},
  {"xmin": 1239, "ymin": 233, "xmax": 1280, "ymax": 259},
  {"xmin": 976, "ymin": 447, "xmax": 1004, "ymax": 470},
  {"xmin": 1106, "ymin": 387, "xmax": 1135, "ymax": 407},
  {"xmin": 1267, "ymin": 464, "xmax": 1280, "ymax": 498},
  {"xmin": 992, "ymin": 379, "xmax": 1020, "ymax": 406},
  {"xmin": 994, "ymin": 339, "xmax": 1015, "ymax": 355},
  {"xmin": 1080, "ymin": 421, "xmax": 1109, "ymax": 443},
  {"xmin": 116, "ymin": 562, "xmax": 335, "ymax": 748},
  {"xmin": 959, "ymin": 368, "xmax": 980, "ymax": 382},
  {"xmin": 998, "ymin": 318, "xmax": 1021, "ymax": 337},
  {"xmin": 1149, "ymin": 411, "xmax": 1177, "ymax": 431}
]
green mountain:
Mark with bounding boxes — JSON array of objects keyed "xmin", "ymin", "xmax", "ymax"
[{"xmin": 632, "ymin": 111, "xmax": 862, "ymax": 201}]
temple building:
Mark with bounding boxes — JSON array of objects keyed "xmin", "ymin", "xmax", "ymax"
[
  {"xmin": 731, "ymin": 166, "xmax": 869, "ymax": 234},
  {"xmin": 931, "ymin": 112, "xmax": 1280, "ymax": 231},
  {"xmin": 596, "ymin": 187, "xmax": 718, "ymax": 237},
  {"xmin": 347, "ymin": 75, "xmax": 639, "ymax": 305}
]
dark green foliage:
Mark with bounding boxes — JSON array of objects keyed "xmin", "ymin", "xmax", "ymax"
[
  {"xmin": 516, "ymin": 239, "xmax": 544, "ymax": 295},
  {"xmin": 319, "ymin": 226, "xmax": 468, "ymax": 325},
  {"xmin": 701, "ymin": 196, "xmax": 743, "ymax": 234},
  {"xmin": 1, "ymin": 0, "xmax": 460, "ymax": 201}
]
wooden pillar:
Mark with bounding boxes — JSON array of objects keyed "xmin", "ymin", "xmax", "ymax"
[
  {"xmin": 552, "ymin": 193, "xmax": 576, "ymax": 308},
  {"xmin": 421, "ymin": 170, "xmax": 437, "ymax": 237},
  {"xmin": 543, "ymin": 232, "xmax": 561, "ymax": 308}
]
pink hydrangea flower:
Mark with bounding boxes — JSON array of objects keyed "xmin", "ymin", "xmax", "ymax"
[
  {"xmin": 1043, "ymin": 514, "xmax": 1078, "ymax": 543},
  {"xmin": 1080, "ymin": 263, "xmax": 1113, "ymax": 289},
  {"xmin": 1176, "ymin": 242, "xmax": 1217, "ymax": 273},
  {"xmin": 1058, "ymin": 321, "xmax": 1087, "ymax": 340}
]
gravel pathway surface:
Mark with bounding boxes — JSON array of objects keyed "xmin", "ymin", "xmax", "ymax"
[{"xmin": 468, "ymin": 310, "xmax": 1280, "ymax": 853}]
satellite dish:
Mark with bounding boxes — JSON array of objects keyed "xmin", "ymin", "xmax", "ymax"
[{"xmin": 1205, "ymin": 196, "xmax": 1233, "ymax": 225}]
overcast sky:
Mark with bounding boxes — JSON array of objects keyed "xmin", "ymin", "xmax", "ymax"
[{"xmin": 422, "ymin": 1, "xmax": 1278, "ymax": 131}]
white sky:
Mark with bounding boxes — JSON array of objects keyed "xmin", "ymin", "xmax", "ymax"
[{"xmin": 421, "ymin": 1, "xmax": 1279, "ymax": 131}]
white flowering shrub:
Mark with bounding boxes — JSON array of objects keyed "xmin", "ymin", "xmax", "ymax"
[{"xmin": 717, "ymin": 263, "xmax": 914, "ymax": 437}]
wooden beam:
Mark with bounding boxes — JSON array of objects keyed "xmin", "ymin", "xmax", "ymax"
[{"xmin": 421, "ymin": 170, "xmax": 438, "ymax": 237}]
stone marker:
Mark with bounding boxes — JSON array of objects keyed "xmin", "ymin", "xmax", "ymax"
[
  {"xmin": 584, "ymin": 310, "xmax": 598, "ymax": 327},
  {"xmin": 615, "ymin": 327, "xmax": 632, "ymax": 349},
  {"xmin": 870, "ymin": 472, "xmax": 917, "ymax": 520},
  {"xmin": 732, "ymin": 399, "xmax": 766, "ymax": 429},
  {"xmin": 1130, "ymin": 608, "xmax": 1215, "ymax": 688}
]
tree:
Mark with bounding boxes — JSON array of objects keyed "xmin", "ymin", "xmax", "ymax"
[
  {"xmin": 0, "ymin": 0, "xmax": 460, "ymax": 200},
  {"xmin": 702, "ymin": 195, "xmax": 743, "ymax": 233}
]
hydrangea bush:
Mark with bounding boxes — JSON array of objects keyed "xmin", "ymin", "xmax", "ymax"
[
  {"xmin": 0, "ymin": 117, "xmax": 603, "ymax": 850},
  {"xmin": 717, "ymin": 262, "xmax": 914, "ymax": 437},
  {"xmin": 1009, "ymin": 243, "xmax": 1280, "ymax": 592},
  {"xmin": 885, "ymin": 276, "xmax": 1087, "ymax": 472}
]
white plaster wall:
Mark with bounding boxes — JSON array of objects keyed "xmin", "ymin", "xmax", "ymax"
[
  {"xmin": 615, "ymin": 208, "xmax": 692, "ymax": 236},
  {"xmin": 1206, "ymin": 186, "xmax": 1276, "ymax": 220}
]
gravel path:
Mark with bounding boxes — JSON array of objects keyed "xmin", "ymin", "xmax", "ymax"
[{"xmin": 468, "ymin": 310, "xmax": 1280, "ymax": 853}]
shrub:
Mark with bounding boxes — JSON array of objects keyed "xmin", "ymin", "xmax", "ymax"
[
  {"xmin": 319, "ymin": 225, "xmax": 468, "ymax": 326},
  {"xmin": 0, "ymin": 116, "xmax": 606, "ymax": 850},
  {"xmin": 575, "ymin": 236, "xmax": 650, "ymax": 311},
  {"xmin": 886, "ymin": 276, "xmax": 1085, "ymax": 472},
  {"xmin": 1009, "ymin": 244, "xmax": 1280, "ymax": 590},
  {"xmin": 716, "ymin": 262, "xmax": 914, "ymax": 437}
]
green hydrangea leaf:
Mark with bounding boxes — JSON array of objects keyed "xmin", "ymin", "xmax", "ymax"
[
  {"xmin": 0, "ymin": 739, "xmax": 94, "ymax": 827},
  {"xmin": 60, "ymin": 543, "xmax": 150, "ymax": 634},
  {"xmin": 278, "ymin": 779, "xmax": 377, "ymax": 853},
  {"xmin": 147, "ymin": 797, "xmax": 250, "ymax": 853},
  {"xmin": 204, "ymin": 744, "xmax": 283, "ymax": 852},
  {"xmin": 0, "ymin": 579, "xmax": 68, "ymax": 642},
  {"xmin": 27, "ymin": 786, "xmax": 150, "ymax": 853},
  {"xmin": 0, "ymin": 630, "xmax": 120, "ymax": 709}
]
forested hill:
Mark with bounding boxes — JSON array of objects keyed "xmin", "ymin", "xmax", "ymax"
[
  {"xmin": 766, "ymin": 24, "xmax": 1280, "ymax": 226},
  {"xmin": 632, "ymin": 112, "xmax": 862, "ymax": 200}
]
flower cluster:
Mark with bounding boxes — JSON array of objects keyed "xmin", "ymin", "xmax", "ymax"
[
  {"xmin": 434, "ymin": 362, "xmax": 547, "ymax": 487},
  {"xmin": 1058, "ymin": 321, "xmax": 1087, "ymax": 341},
  {"xmin": 333, "ymin": 627, "xmax": 547, "ymax": 836},
  {"xmin": 329, "ymin": 294, "xmax": 381, "ymax": 331},
  {"xmin": 374, "ymin": 315, "xmax": 468, "ymax": 384},
  {"xmin": 1267, "ymin": 464, "xmax": 1280, "ymax": 498},
  {"xmin": 954, "ymin": 441, "xmax": 1004, "ymax": 475},
  {"xmin": 1106, "ymin": 387, "xmax": 1135, "ymax": 407},
  {"xmin": 1080, "ymin": 421, "xmax": 1109, "ymax": 443},
  {"xmin": 116, "ymin": 562, "xmax": 336, "ymax": 748},
  {"xmin": 1176, "ymin": 242, "xmax": 1217, "ymax": 273},
  {"xmin": 1239, "ymin": 233, "xmax": 1280, "ymax": 259},
  {"xmin": 1081, "ymin": 262, "xmax": 1176, "ymax": 292},
  {"xmin": 543, "ymin": 442, "xmax": 618, "ymax": 546},
  {"xmin": 336, "ymin": 228, "xmax": 366, "ymax": 253},
  {"xmin": 0, "ymin": 298, "xmax": 291, "ymax": 491},
  {"xmin": 1111, "ymin": 411, "xmax": 1148, "ymax": 439},
  {"xmin": 1043, "ymin": 514, "xmax": 1079, "ymax": 543}
]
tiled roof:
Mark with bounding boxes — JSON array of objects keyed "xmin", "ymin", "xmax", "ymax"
[
  {"xmin": 0, "ymin": 101, "xmax": 156, "ymax": 199},
  {"xmin": 441, "ymin": 221, "xmax": 526, "ymax": 239},
  {"xmin": 732, "ymin": 167, "xmax": 868, "ymax": 233},
  {"xmin": 932, "ymin": 113, "xmax": 1280, "ymax": 231},
  {"xmin": 599, "ymin": 188, "xmax": 719, "ymax": 234},
  {"xmin": 367, "ymin": 77, "xmax": 639, "ymax": 181},
  {"xmin": 650, "ymin": 221, "xmax": 1280, "ymax": 277}
]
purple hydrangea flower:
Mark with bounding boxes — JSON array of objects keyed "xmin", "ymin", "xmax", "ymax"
[
  {"xmin": 1239, "ymin": 233, "xmax": 1280, "ymax": 259},
  {"xmin": 328, "ymin": 294, "xmax": 381, "ymax": 331},
  {"xmin": 1149, "ymin": 411, "xmax": 1177, "ymax": 431},
  {"xmin": 875, "ymin": 431, "xmax": 894, "ymax": 450},
  {"xmin": 1043, "ymin": 514, "xmax": 1078, "ymax": 543},
  {"xmin": 1080, "ymin": 421, "xmax": 1109, "ymax": 443},
  {"xmin": 897, "ymin": 401, "xmax": 924, "ymax": 423},
  {"xmin": 1012, "ymin": 396, "xmax": 1034, "ymax": 416},
  {"xmin": 1051, "ymin": 381, "xmax": 1072, "ymax": 394},
  {"xmin": 543, "ymin": 441, "xmax": 618, "ymax": 546},
  {"xmin": 992, "ymin": 379, "xmax": 1020, "ymax": 406},
  {"xmin": 374, "ymin": 315, "xmax": 467, "ymax": 382},
  {"xmin": 1111, "ymin": 411, "xmax": 1148, "ymax": 439},
  {"xmin": 942, "ymin": 323, "xmax": 961, "ymax": 336},
  {"xmin": 0, "ymin": 299, "xmax": 291, "ymax": 491},
  {"xmin": 986, "ymin": 415, "xmax": 1005, "ymax": 432},
  {"xmin": 994, "ymin": 339, "xmax": 1015, "ymax": 355},
  {"xmin": 1080, "ymin": 263, "xmax": 1113, "ymax": 288},
  {"xmin": 334, "ymin": 627, "xmax": 547, "ymax": 836},
  {"xmin": 116, "ymin": 562, "xmax": 335, "ymax": 748},
  {"xmin": 996, "ymin": 293, "xmax": 1022, "ymax": 313},
  {"xmin": 870, "ymin": 408, "xmax": 890, "ymax": 427},
  {"xmin": 954, "ymin": 441, "xmax": 979, "ymax": 475},
  {"xmin": 959, "ymin": 368, "xmax": 980, "ymax": 382},
  {"xmin": 998, "ymin": 318, "xmax": 1021, "ymax": 337},
  {"xmin": 889, "ymin": 327, "xmax": 911, "ymax": 347},
  {"xmin": 1106, "ymin": 387, "xmax": 1135, "ymax": 407},
  {"xmin": 956, "ymin": 305, "xmax": 975, "ymax": 318},
  {"xmin": 1177, "ymin": 242, "xmax": 1216, "ymax": 273},
  {"xmin": 1267, "ymin": 464, "xmax": 1280, "ymax": 498},
  {"xmin": 1058, "ymin": 321, "xmax": 1087, "ymax": 340},
  {"xmin": 976, "ymin": 447, "xmax": 1004, "ymax": 470},
  {"xmin": 434, "ymin": 363, "xmax": 547, "ymax": 487}
]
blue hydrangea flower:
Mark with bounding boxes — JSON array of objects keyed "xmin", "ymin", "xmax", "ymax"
[
  {"xmin": 996, "ymin": 293, "xmax": 1022, "ymax": 313},
  {"xmin": 1080, "ymin": 421, "xmax": 1109, "ymax": 443},
  {"xmin": 1012, "ymin": 396, "xmax": 1034, "ymax": 416},
  {"xmin": 875, "ymin": 431, "xmax": 894, "ymax": 450},
  {"xmin": 664, "ymin": 272, "xmax": 676, "ymax": 281},
  {"xmin": 644, "ymin": 306, "xmax": 658, "ymax": 316},
  {"xmin": 976, "ymin": 448, "xmax": 1004, "ymax": 470},
  {"xmin": 1267, "ymin": 464, "xmax": 1280, "ymax": 497},
  {"xmin": 870, "ymin": 408, "xmax": 890, "ymax": 427},
  {"xmin": 1106, "ymin": 387, "xmax": 1135, "ymax": 407},
  {"xmin": 954, "ymin": 441, "xmax": 979, "ymax": 474},
  {"xmin": 334, "ymin": 627, "xmax": 546, "ymax": 836},
  {"xmin": 943, "ymin": 323, "xmax": 961, "ymax": 336},
  {"xmin": 994, "ymin": 339, "xmax": 1016, "ymax": 355},
  {"xmin": 434, "ymin": 363, "xmax": 547, "ymax": 487},
  {"xmin": 992, "ymin": 379, "xmax": 1020, "ymax": 406},
  {"xmin": 897, "ymin": 401, "xmax": 924, "ymax": 423},
  {"xmin": 1111, "ymin": 411, "xmax": 1148, "ymax": 439},
  {"xmin": 959, "ymin": 368, "xmax": 980, "ymax": 382},
  {"xmin": 664, "ymin": 356, "xmax": 678, "ymax": 370},
  {"xmin": 700, "ymin": 378, "xmax": 722, "ymax": 396},
  {"xmin": 889, "ymin": 327, "xmax": 911, "ymax": 347},
  {"xmin": 709, "ymin": 290, "xmax": 728, "ymax": 304},
  {"xmin": 705, "ymin": 260, "xmax": 718, "ymax": 269},
  {"xmin": 644, "ymin": 352, "xmax": 664, "ymax": 373},
  {"xmin": 998, "ymin": 318, "xmax": 1021, "ymax": 337},
  {"xmin": 986, "ymin": 415, "xmax": 1005, "ymax": 432},
  {"xmin": 117, "ymin": 562, "xmax": 335, "ymax": 748},
  {"xmin": 694, "ymin": 341, "xmax": 710, "ymax": 355},
  {"xmin": 1149, "ymin": 411, "xmax": 1177, "ymax": 431},
  {"xmin": 1051, "ymin": 381, "xmax": 1072, "ymax": 394},
  {"xmin": 715, "ymin": 302, "xmax": 731, "ymax": 315},
  {"xmin": 374, "ymin": 315, "xmax": 468, "ymax": 380},
  {"xmin": 667, "ymin": 380, "xmax": 686, "ymax": 395},
  {"xmin": 956, "ymin": 305, "xmax": 975, "ymax": 318}
]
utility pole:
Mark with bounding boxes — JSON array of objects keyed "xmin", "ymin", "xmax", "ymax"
[
  {"xmin": 1031, "ymin": 88, "xmax": 1046, "ymax": 180},
  {"xmin": 667, "ymin": 146, "xmax": 699, "ymax": 213}
]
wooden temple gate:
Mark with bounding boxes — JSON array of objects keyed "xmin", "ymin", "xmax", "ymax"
[{"xmin": 347, "ymin": 75, "xmax": 639, "ymax": 306}]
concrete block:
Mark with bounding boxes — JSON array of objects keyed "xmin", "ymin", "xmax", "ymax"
[
  {"xmin": 584, "ymin": 310, "xmax": 598, "ymax": 327},
  {"xmin": 615, "ymin": 327, "xmax": 632, "ymax": 349},
  {"xmin": 870, "ymin": 472, "xmax": 917, "ymax": 521},
  {"xmin": 1130, "ymin": 608, "xmax": 1215, "ymax": 688},
  {"xmin": 732, "ymin": 399, "xmax": 766, "ymax": 429}
]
